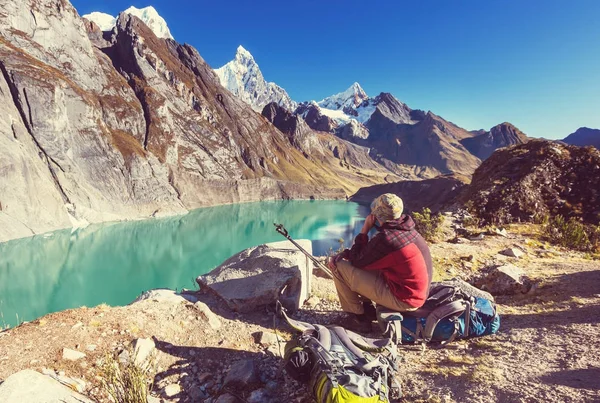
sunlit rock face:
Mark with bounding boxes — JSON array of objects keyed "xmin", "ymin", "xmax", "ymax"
[{"xmin": 0, "ymin": 0, "xmax": 396, "ymax": 242}]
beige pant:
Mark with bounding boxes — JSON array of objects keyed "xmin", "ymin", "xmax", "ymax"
[{"xmin": 332, "ymin": 259, "xmax": 418, "ymax": 314}]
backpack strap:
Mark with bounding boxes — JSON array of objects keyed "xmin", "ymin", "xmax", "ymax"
[
  {"xmin": 423, "ymin": 300, "xmax": 468, "ymax": 342},
  {"xmin": 313, "ymin": 325, "xmax": 332, "ymax": 351},
  {"xmin": 344, "ymin": 328, "xmax": 395, "ymax": 352}
]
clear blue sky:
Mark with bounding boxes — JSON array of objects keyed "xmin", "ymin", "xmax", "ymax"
[{"xmin": 72, "ymin": 0, "xmax": 600, "ymax": 139}]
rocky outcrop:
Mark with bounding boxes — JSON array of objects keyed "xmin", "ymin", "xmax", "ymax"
[
  {"xmin": 0, "ymin": 369, "xmax": 93, "ymax": 402},
  {"xmin": 473, "ymin": 264, "xmax": 532, "ymax": 295},
  {"xmin": 562, "ymin": 127, "xmax": 600, "ymax": 149},
  {"xmin": 261, "ymin": 102, "xmax": 321, "ymax": 153},
  {"xmin": 296, "ymin": 102, "xmax": 339, "ymax": 133},
  {"xmin": 197, "ymin": 240, "xmax": 313, "ymax": 313},
  {"xmin": 350, "ymin": 175, "xmax": 468, "ymax": 213},
  {"xmin": 461, "ymin": 122, "xmax": 529, "ymax": 160},
  {"xmin": 460, "ymin": 140, "xmax": 600, "ymax": 225}
]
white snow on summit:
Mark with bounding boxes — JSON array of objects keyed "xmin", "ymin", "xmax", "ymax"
[
  {"xmin": 318, "ymin": 82, "xmax": 369, "ymax": 111},
  {"xmin": 81, "ymin": 11, "xmax": 116, "ymax": 31},
  {"xmin": 82, "ymin": 6, "xmax": 173, "ymax": 40},
  {"xmin": 215, "ymin": 45, "xmax": 297, "ymax": 113},
  {"xmin": 123, "ymin": 6, "xmax": 173, "ymax": 39}
]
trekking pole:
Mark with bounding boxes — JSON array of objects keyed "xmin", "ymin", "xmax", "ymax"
[{"xmin": 274, "ymin": 223, "xmax": 334, "ymax": 279}]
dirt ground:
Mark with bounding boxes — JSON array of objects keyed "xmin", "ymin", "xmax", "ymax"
[{"xmin": 0, "ymin": 223, "xmax": 599, "ymax": 402}]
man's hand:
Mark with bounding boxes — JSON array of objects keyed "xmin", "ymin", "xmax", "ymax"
[
  {"xmin": 328, "ymin": 254, "xmax": 343, "ymax": 274},
  {"xmin": 361, "ymin": 214, "xmax": 376, "ymax": 235}
]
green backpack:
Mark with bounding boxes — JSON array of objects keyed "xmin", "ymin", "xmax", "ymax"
[{"xmin": 280, "ymin": 305, "xmax": 400, "ymax": 402}]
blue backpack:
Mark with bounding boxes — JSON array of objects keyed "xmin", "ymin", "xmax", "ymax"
[{"xmin": 378, "ymin": 279, "xmax": 500, "ymax": 345}]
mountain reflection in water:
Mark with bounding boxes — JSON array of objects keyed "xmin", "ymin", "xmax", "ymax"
[{"xmin": 0, "ymin": 200, "xmax": 368, "ymax": 327}]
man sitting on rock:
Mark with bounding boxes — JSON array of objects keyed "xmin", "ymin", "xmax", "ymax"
[{"xmin": 328, "ymin": 193, "xmax": 433, "ymax": 332}]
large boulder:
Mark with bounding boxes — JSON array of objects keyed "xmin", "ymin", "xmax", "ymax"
[
  {"xmin": 473, "ymin": 264, "xmax": 532, "ymax": 295},
  {"xmin": 0, "ymin": 369, "xmax": 94, "ymax": 402},
  {"xmin": 196, "ymin": 240, "xmax": 313, "ymax": 313}
]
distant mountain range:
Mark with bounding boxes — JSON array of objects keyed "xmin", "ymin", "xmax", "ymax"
[
  {"xmin": 1, "ymin": 1, "xmax": 596, "ymax": 243},
  {"xmin": 562, "ymin": 127, "xmax": 600, "ymax": 149},
  {"xmin": 214, "ymin": 47, "xmax": 531, "ymax": 178}
]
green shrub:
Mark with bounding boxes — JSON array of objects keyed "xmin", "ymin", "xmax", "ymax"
[
  {"xmin": 544, "ymin": 215, "xmax": 600, "ymax": 252},
  {"xmin": 412, "ymin": 208, "xmax": 445, "ymax": 243}
]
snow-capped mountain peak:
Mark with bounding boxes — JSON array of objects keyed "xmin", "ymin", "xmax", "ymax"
[
  {"xmin": 234, "ymin": 45, "xmax": 254, "ymax": 64},
  {"xmin": 123, "ymin": 6, "xmax": 173, "ymax": 39},
  {"xmin": 81, "ymin": 11, "xmax": 116, "ymax": 31},
  {"xmin": 214, "ymin": 45, "xmax": 297, "ymax": 113},
  {"xmin": 82, "ymin": 5, "xmax": 173, "ymax": 40},
  {"xmin": 318, "ymin": 82, "xmax": 369, "ymax": 110}
]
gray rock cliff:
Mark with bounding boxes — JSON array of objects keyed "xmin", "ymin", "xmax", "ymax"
[{"xmin": 0, "ymin": 0, "xmax": 394, "ymax": 242}]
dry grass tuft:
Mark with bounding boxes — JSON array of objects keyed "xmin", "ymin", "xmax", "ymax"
[{"xmin": 98, "ymin": 350, "xmax": 154, "ymax": 403}]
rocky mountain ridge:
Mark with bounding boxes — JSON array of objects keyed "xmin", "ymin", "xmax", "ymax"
[
  {"xmin": 0, "ymin": 0, "xmax": 395, "ymax": 243},
  {"xmin": 215, "ymin": 47, "xmax": 528, "ymax": 179},
  {"xmin": 460, "ymin": 139, "xmax": 600, "ymax": 225},
  {"xmin": 461, "ymin": 122, "xmax": 529, "ymax": 160}
]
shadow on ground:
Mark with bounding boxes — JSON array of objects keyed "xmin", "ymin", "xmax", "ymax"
[
  {"xmin": 501, "ymin": 303, "xmax": 600, "ymax": 329},
  {"xmin": 540, "ymin": 367, "xmax": 600, "ymax": 390},
  {"xmin": 151, "ymin": 337, "xmax": 280, "ymax": 402}
]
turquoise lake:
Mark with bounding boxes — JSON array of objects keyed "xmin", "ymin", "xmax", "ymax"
[{"xmin": 0, "ymin": 200, "xmax": 369, "ymax": 328}]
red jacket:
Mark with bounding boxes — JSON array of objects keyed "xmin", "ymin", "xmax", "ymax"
[{"xmin": 341, "ymin": 215, "xmax": 432, "ymax": 308}]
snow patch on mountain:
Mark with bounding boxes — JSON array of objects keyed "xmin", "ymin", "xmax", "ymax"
[
  {"xmin": 214, "ymin": 45, "xmax": 297, "ymax": 113},
  {"xmin": 318, "ymin": 107, "xmax": 353, "ymax": 124},
  {"xmin": 82, "ymin": 6, "xmax": 173, "ymax": 39}
]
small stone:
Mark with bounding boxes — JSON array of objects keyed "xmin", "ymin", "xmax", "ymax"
[
  {"xmin": 499, "ymin": 248, "xmax": 524, "ymax": 258},
  {"xmin": 118, "ymin": 349, "xmax": 130, "ymax": 364},
  {"xmin": 248, "ymin": 388, "xmax": 270, "ymax": 403},
  {"xmin": 132, "ymin": 337, "xmax": 156, "ymax": 367},
  {"xmin": 62, "ymin": 348, "xmax": 86, "ymax": 361},
  {"xmin": 470, "ymin": 233, "xmax": 485, "ymax": 241},
  {"xmin": 215, "ymin": 393, "xmax": 242, "ymax": 403},
  {"xmin": 223, "ymin": 359, "xmax": 260, "ymax": 390},
  {"xmin": 163, "ymin": 383, "xmax": 182, "ymax": 397},
  {"xmin": 86, "ymin": 344, "xmax": 97, "ymax": 352},
  {"xmin": 494, "ymin": 228, "xmax": 508, "ymax": 237},
  {"xmin": 254, "ymin": 331, "xmax": 278, "ymax": 346},
  {"xmin": 71, "ymin": 322, "xmax": 83, "ymax": 330},
  {"xmin": 187, "ymin": 385, "xmax": 208, "ymax": 400},
  {"xmin": 450, "ymin": 237, "xmax": 470, "ymax": 244},
  {"xmin": 29, "ymin": 359, "xmax": 39, "ymax": 365}
]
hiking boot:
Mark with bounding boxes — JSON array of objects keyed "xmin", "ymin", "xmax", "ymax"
[
  {"xmin": 362, "ymin": 300, "xmax": 377, "ymax": 321},
  {"xmin": 338, "ymin": 313, "xmax": 372, "ymax": 333}
]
